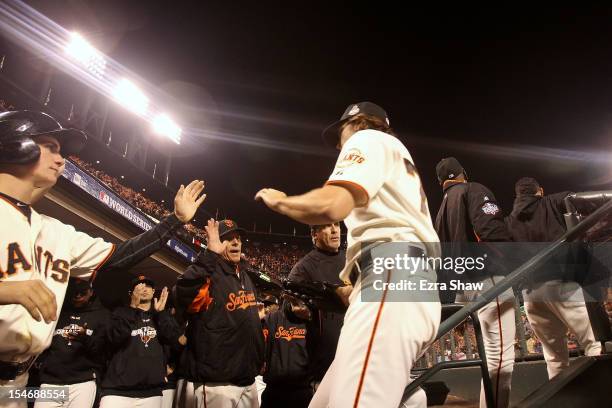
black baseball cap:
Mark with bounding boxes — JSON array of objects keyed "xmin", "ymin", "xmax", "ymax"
[
  {"xmin": 130, "ymin": 275, "xmax": 155, "ymax": 291},
  {"xmin": 515, "ymin": 177, "xmax": 540, "ymax": 196},
  {"xmin": 218, "ymin": 219, "xmax": 246, "ymax": 240},
  {"xmin": 436, "ymin": 157, "xmax": 465, "ymax": 184},
  {"xmin": 67, "ymin": 277, "xmax": 91, "ymax": 296},
  {"xmin": 321, "ymin": 102, "xmax": 389, "ymax": 147}
]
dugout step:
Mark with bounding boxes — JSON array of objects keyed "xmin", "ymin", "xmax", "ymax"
[{"xmin": 513, "ymin": 354, "xmax": 612, "ymax": 408}]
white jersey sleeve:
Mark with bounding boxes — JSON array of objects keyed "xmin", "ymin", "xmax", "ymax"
[
  {"xmin": 326, "ymin": 130, "xmax": 391, "ymax": 203},
  {"xmin": 67, "ymin": 226, "xmax": 115, "ymax": 279}
]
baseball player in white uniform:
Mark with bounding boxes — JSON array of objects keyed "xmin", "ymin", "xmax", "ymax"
[
  {"xmin": 0, "ymin": 110, "xmax": 206, "ymax": 408},
  {"xmin": 256, "ymin": 102, "xmax": 441, "ymax": 408}
]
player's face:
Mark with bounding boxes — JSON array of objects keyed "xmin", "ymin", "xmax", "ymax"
[
  {"xmin": 314, "ymin": 222, "xmax": 341, "ymax": 252},
  {"xmin": 31, "ymin": 135, "xmax": 65, "ymax": 188},
  {"xmin": 221, "ymin": 231, "xmax": 242, "ymax": 264},
  {"xmin": 140, "ymin": 285, "xmax": 155, "ymax": 301},
  {"xmin": 71, "ymin": 288, "xmax": 93, "ymax": 308}
]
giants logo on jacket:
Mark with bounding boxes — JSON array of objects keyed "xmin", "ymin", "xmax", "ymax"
[
  {"xmin": 55, "ymin": 324, "xmax": 82, "ymax": 341},
  {"xmin": 225, "ymin": 290, "xmax": 257, "ymax": 311},
  {"xmin": 131, "ymin": 326, "xmax": 157, "ymax": 347},
  {"xmin": 275, "ymin": 326, "xmax": 306, "ymax": 341}
]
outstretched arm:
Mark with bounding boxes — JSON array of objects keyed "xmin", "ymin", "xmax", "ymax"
[
  {"xmin": 94, "ymin": 180, "xmax": 207, "ymax": 274},
  {"xmin": 255, "ymin": 184, "xmax": 357, "ymax": 225}
]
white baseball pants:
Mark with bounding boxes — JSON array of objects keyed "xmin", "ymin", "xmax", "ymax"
[
  {"xmin": 524, "ymin": 280, "xmax": 602, "ymax": 379},
  {"xmin": 34, "ymin": 381, "xmax": 96, "ymax": 408}
]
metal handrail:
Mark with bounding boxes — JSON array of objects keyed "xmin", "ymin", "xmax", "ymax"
[{"xmin": 435, "ymin": 198, "xmax": 612, "ymax": 340}]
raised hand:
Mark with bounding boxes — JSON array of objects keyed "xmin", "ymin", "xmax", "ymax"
[
  {"xmin": 204, "ymin": 218, "xmax": 225, "ymax": 255},
  {"xmin": 174, "ymin": 180, "xmax": 207, "ymax": 223},
  {"xmin": 154, "ymin": 287, "xmax": 168, "ymax": 312}
]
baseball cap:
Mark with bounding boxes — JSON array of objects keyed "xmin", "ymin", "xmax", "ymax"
[
  {"xmin": 218, "ymin": 219, "xmax": 246, "ymax": 240},
  {"xmin": 436, "ymin": 157, "xmax": 465, "ymax": 184},
  {"xmin": 67, "ymin": 277, "xmax": 91, "ymax": 296},
  {"xmin": 515, "ymin": 177, "xmax": 540, "ymax": 196},
  {"xmin": 321, "ymin": 102, "xmax": 389, "ymax": 147},
  {"xmin": 130, "ymin": 275, "xmax": 155, "ymax": 291}
]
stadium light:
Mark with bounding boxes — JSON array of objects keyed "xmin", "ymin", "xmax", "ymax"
[
  {"xmin": 152, "ymin": 113, "xmax": 182, "ymax": 144},
  {"xmin": 112, "ymin": 79, "xmax": 149, "ymax": 115},
  {"xmin": 65, "ymin": 32, "xmax": 106, "ymax": 79}
]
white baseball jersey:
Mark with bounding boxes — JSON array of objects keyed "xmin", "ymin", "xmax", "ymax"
[
  {"xmin": 0, "ymin": 196, "xmax": 114, "ymax": 362},
  {"xmin": 326, "ymin": 129, "xmax": 440, "ymax": 282}
]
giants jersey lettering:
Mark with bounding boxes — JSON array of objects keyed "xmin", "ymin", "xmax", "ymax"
[
  {"xmin": 0, "ymin": 197, "xmax": 114, "ymax": 361},
  {"xmin": 326, "ymin": 130, "xmax": 440, "ymax": 282}
]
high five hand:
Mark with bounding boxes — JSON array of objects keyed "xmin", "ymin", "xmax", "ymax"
[{"xmin": 174, "ymin": 180, "xmax": 207, "ymax": 223}]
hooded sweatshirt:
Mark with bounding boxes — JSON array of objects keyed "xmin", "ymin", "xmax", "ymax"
[
  {"xmin": 506, "ymin": 192, "xmax": 571, "ymax": 242},
  {"xmin": 37, "ymin": 298, "xmax": 110, "ymax": 385},
  {"xmin": 506, "ymin": 191, "xmax": 585, "ymax": 283}
]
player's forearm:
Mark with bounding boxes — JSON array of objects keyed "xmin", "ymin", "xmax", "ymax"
[{"xmin": 276, "ymin": 187, "xmax": 352, "ymax": 224}]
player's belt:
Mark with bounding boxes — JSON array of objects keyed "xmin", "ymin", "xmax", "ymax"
[
  {"xmin": 349, "ymin": 244, "xmax": 426, "ymax": 286},
  {"xmin": 0, "ymin": 356, "xmax": 36, "ymax": 381}
]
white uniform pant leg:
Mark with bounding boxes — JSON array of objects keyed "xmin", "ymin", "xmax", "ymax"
[
  {"xmin": 100, "ymin": 395, "xmax": 162, "ymax": 408},
  {"xmin": 161, "ymin": 389, "xmax": 175, "ymax": 408},
  {"xmin": 195, "ymin": 382, "xmax": 259, "ymax": 408},
  {"xmin": 34, "ymin": 381, "xmax": 96, "ymax": 408},
  {"xmin": 309, "ymin": 293, "xmax": 440, "ymax": 408},
  {"xmin": 0, "ymin": 372, "xmax": 28, "ymax": 408},
  {"xmin": 476, "ymin": 297, "xmax": 516, "ymax": 408},
  {"xmin": 525, "ymin": 282, "xmax": 602, "ymax": 379}
]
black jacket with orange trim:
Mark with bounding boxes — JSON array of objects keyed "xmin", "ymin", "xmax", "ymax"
[
  {"xmin": 263, "ymin": 302, "xmax": 310, "ymax": 386},
  {"xmin": 173, "ymin": 251, "xmax": 265, "ymax": 386}
]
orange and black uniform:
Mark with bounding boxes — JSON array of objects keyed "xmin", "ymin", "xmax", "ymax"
[
  {"xmin": 261, "ymin": 302, "xmax": 312, "ymax": 408},
  {"xmin": 173, "ymin": 251, "xmax": 265, "ymax": 386}
]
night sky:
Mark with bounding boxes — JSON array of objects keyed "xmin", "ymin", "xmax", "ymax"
[{"xmin": 22, "ymin": 2, "xmax": 612, "ymax": 233}]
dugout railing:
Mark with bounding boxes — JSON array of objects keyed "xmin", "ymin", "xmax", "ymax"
[{"xmin": 403, "ymin": 194, "xmax": 612, "ymax": 407}]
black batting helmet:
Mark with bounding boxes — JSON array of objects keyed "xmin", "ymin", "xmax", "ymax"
[{"xmin": 0, "ymin": 110, "xmax": 87, "ymax": 165}]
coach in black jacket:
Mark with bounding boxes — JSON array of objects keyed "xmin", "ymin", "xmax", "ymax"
[
  {"xmin": 174, "ymin": 219, "xmax": 264, "ymax": 408},
  {"xmin": 100, "ymin": 276, "xmax": 182, "ymax": 408},
  {"xmin": 434, "ymin": 157, "xmax": 516, "ymax": 408},
  {"xmin": 288, "ymin": 223, "xmax": 345, "ymax": 387}
]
